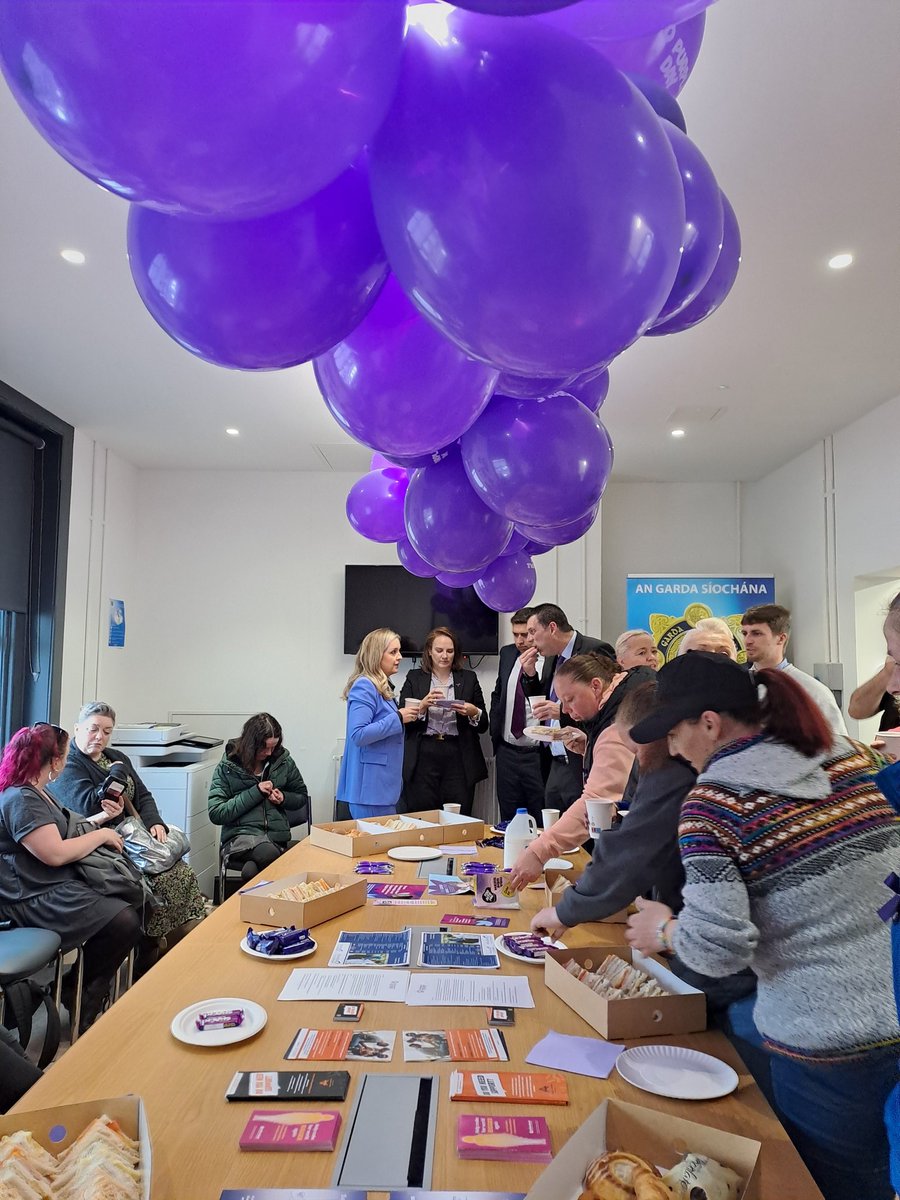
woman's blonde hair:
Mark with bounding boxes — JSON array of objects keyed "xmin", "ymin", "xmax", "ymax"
[{"xmin": 342, "ymin": 628, "xmax": 401, "ymax": 700}]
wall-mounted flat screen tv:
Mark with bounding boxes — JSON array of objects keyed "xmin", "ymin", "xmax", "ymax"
[{"xmin": 343, "ymin": 565, "xmax": 499, "ymax": 658}]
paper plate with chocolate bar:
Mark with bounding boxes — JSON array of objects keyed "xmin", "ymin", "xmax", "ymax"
[
  {"xmin": 171, "ymin": 997, "xmax": 267, "ymax": 1047},
  {"xmin": 240, "ymin": 929, "xmax": 318, "ymax": 961},
  {"xmin": 494, "ymin": 933, "xmax": 565, "ymax": 964}
]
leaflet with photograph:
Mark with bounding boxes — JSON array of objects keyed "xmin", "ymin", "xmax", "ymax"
[
  {"xmin": 426, "ymin": 875, "xmax": 473, "ymax": 896},
  {"xmin": 226, "ymin": 1070, "xmax": 351, "ymax": 1101},
  {"xmin": 285, "ymin": 1028, "xmax": 397, "ymax": 1063},
  {"xmin": 418, "ymin": 932, "xmax": 500, "ymax": 970},
  {"xmin": 402, "ymin": 1028, "xmax": 509, "ymax": 1063},
  {"xmin": 328, "ymin": 929, "xmax": 411, "ymax": 968},
  {"xmin": 448, "ymin": 1070, "xmax": 568, "ymax": 1105},
  {"xmin": 367, "ymin": 882, "xmax": 428, "ymax": 900}
]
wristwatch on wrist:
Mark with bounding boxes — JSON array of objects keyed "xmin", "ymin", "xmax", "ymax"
[{"xmin": 655, "ymin": 917, "xmax": 674, "ymax": 954}]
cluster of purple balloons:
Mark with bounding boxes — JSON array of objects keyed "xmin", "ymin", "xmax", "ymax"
[{"xmin": 0, "ymin": 0, "xmax": 740, "ymax": 610}]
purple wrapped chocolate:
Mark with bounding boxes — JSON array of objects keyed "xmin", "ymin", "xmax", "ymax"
[
  {"xmin": 502, "ymin": 934, "xmax": 550, "ymax": 960},
  {"xmin": 196, "ymin": 1007, "xmax": 244, "ymax": 1030},
  {"xmin": 246, "ymin": 925, "xmax": 314, "ymax": 956}
]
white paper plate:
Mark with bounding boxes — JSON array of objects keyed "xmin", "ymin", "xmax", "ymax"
[
  {"xmin": 387, "ymin": 845, "xmax": 443, "ymax": 862},
  {"xmin": 543, "ymin": 857, "xmax": 573, "ymax": 871},
  {"xmin": 523, "ymin": 725, "xmax": 567, "ymax": 743},
  {"xmin": 494, "ymin": 934, "xmax": 565, "ymax": 964},
  {"xmin": 171, "ymin": 997, "xmax": 267, "ymax": 1047},
  {"xmin": 239, "ymin": 935, "xmax": 317, "ymax": 962},
  {"xmin": 615, "ymin": 1044, "xmax": 739, "ymax": 1100}
]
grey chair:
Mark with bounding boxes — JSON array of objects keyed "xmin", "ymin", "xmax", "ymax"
[{"xmin": 0, "ymin": 926, "xmax": 63, "ymax": 1068}]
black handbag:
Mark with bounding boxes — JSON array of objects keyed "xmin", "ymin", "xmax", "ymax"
[{"xmin": 65, "ymin": 811, "xmax": 156, "ymax": 910}]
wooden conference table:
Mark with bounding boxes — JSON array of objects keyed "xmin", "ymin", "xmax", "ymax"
[{"xmin": 13, "ymin": 837, "xmax": 824, "ymax": 1199}]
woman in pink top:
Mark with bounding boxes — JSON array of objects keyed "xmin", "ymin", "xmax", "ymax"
[{"xmin": 507, "ymin": 653, "xmax": 654, "ymax": 889}]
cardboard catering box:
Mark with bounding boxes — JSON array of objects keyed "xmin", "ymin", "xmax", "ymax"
[
  {"xmin": 543, "ymin": 867, "xmax": 630, "ymax": 924},
  {"xmin": 240, "ymin": 871, "xmax": 366, "ymax": 929},
  {"xmin": 0, "ymin": 1094, "xmax": 151, "ymax": 1199},
  {"xmin": 308, "ymin": 809, "xmax": 484, "ymax": 858},
  {"xmin": 544, "ymin": 945, "xmax": 706, "ymax": 1040},
  {"xmin": 524, "ymin": 1098, "xmax": 761, "ymax": 1200}
]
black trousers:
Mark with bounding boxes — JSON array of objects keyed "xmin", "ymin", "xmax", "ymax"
[
  {"xmin": 494, "ymin": 742, "xmax": 545, "ymax": 822},
  {"xmin": 227, "ymin": 839, "xmax": 287, "ymax": 883},
  {"xmin": 544, "ymin": 755, "xmax": 584, "ymax": 813},
  {"xmin": 401, "ymin": 736, "xmax": 473, "ymax": 816}
]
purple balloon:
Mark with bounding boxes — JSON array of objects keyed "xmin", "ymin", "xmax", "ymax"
[
  {"xmin": 0, "ymin": 1, "xmax": 406, "ymax": 219},
  {"xmin": 453, "ymin": 0, "xmax": 578, "ymax": 12},
  {"xmin": 370, "ymin": 9, "xmax": 685, "ymax": 378},
  {"xmin": 501, "ymin": 530, "xmax": 530, "ymax": 557},
  {"xmin": 397, "ymin": 536, "xmax": 438, "ymax": 578},
  {"xmin": 652, "ymin": 125, "xmax": 723, "ymax": 325},
  {"xmin": 404, "ymin": 452, "xmax": 513, "ymax": 574},
  {"xmin": 646, "ymin": 192, "xmax": 741, "ymax": 335},
  {"xmin": 565, "ymin": 370, "xmax": 610, "ymax": 414},
  {"xmin": 127, "ymin": 164, "xmax": 387, "ymax": 370},
  {"xmin": 436, "ymin": 568, "xmax": 484, "ymax": 588},
  {"xmin": 496, "ymin": 370, "xmax": 571, "ymax": 399},
  {"xmin": 461, "ymin": 394, "xmax": 614, "ymax": 527},
  {"xmin": 371, "ymin": 453, "xmax": 398, "ymax": 473},
  {"xmin": 627, "ymin": 75, "xmax": 687, "ymax": 132},
  {"xmin": 475, "ymin": 553, "xmax": 537, "ymax": 613},
  {"xmin": 314, "ymin": 275, "xmax": 498, "ymax": 457},
  {"xmin": 540, "ymin": 1, "xmax": 717, "ymax": 39},
  {"xmin": 516, "ymin": 505, "xmax": 600, "ymax": 546},
  {"xmin": 346, "ymin": 469, "xmax": 409, "ymax": 544},
  {"xmin": 384, "ymin": 447, "xmax": 455, "ymax": 470},
  {"xmin": 540, "ymin": 10, "xmax": 706, "ymax": 98},
  {"xmin": 522, "ymin": 540, "xmax": 555, "ymax": 556}
]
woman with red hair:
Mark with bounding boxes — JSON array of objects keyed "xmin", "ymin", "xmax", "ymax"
[{"xmin": 0, "ymin": 724, "xmax": 141, "ymax": 1031}]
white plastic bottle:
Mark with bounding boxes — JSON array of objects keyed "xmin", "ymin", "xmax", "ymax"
[{"xmin": 503, "ymin": 807, "xmax": 538, "ymax": 870}]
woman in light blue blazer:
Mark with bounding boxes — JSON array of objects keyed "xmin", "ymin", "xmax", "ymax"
[{"xmin": 338, "ymin": 628, "xmax": 417, "ymax": 818}]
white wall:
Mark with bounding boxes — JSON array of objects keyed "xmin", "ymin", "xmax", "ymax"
[{"xmin": 599, "ymin": 481, "xmax": 741, "ymax": 641}]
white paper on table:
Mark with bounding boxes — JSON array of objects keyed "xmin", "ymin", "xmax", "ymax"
[
  {"xmin": 403, "ymin": 972, "xmax": 534, "ymax": 1008},
  {"xmin": 277, "ymin": 968, "xmax": 411, "ymax": 1003},
  {"xmin": 438, "ymin": 843, "xmax": 477, "ymax": 854}
]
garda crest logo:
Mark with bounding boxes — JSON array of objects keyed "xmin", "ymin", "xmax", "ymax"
[{"xmin": 649, "ymin": 604, "xmax": 745, "ymax": 665}]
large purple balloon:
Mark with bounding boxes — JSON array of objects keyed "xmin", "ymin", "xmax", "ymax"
[
  {"xmin": 404, "ymin": 453, "xmax": 512, "ymax": 574},
  {"xmin": 453, "ymin": 0, "xmax": 577, "ymax": 12},
  {"xmin": 496, "ymin": 371, "xmax": 572, "ymax": 399},
  {"xmin": 522, "ymin": 540, "xmax": 555, "ymax": 556},
  {"xmin": 539, "ymin": 9, "xmax": 706, "ymax": 98},
  {"xmin": 652, "ymin": 125, "xmax": 723, "ymax": 325},
  {"xmin": 542, "ymin": 1, "xmax": 718, "ymax": 39},
  {"xmin": 436, "ymin": 568, "xmax": 484, "ymax": 588},
  {"xmin": 516, "ymin": 505, "xmax": 600, "ymax": 547},
  {"xmin": 127, "ymin": 164, "xmax": 387, "ymax": 370},
  {"xmin": 646, "ymin": 192, "xmax": 741, "ymax": 336},
  {"xmin": 565, "ymin": 370, "xmax": 610, "ymax": 414},
  {"xmin": 346, "ymin": 470, "xmax": 409, "ymax": 544},
  {"xmin": 501, "ymin": 531, "xmax": 530, "ymax": 557},
  {"xmin": 627, "ymin": 76, "xmax": 687, "ymax": 132},
  {"xmin": 370, "ymin": 9, "xmax": 685, "ymax": 379},
  {"xmin": 397, "ymin": 537, "xmax": 437, "ymax": 578},
  {"xmin": 314, "ymin": 276, "xmax": 498, "ymax": 457},
  {"xmin": 0, "ymin": 0, "xmax": 406, "ymax": 218},
  {"xmin": 475, "ymin": 553, "xmax": 537, "ymax": 614},
  {"xmin": 461, "ymin": 394, "xmax": 614, "ymax": 527}
]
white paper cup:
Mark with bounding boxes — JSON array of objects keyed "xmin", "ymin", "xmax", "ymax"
[
  {"xmin": 404, "ymin": 698, "xmax": 422, "ymax": 712},
  {"xmin": 541, "ymin": 808, "xmax": 560, "ymax": 830},
  {"xmin": 529, "ymin": 695, "xmax": 548, "ymax": 720},
  {"xmin": 443, "ymin": 803, "xmax": 462, "ymax": 814},
  {"xmin": 585, "ymin": 798, "xmax": 616, "ymax": 837}
]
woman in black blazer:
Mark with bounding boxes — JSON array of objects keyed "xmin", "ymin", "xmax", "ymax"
[{"xmin": 398, "ymin": 627, "xmax": 489, "ymax": 816}]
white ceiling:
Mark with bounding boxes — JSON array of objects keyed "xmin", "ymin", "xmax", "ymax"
[{"xmin": 1, "ymin": 0, "xmax": 899, "ymax": 484}]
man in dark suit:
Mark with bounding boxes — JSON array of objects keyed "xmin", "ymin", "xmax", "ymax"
[
  {"xmin": 488, "ymin": 608, "xmax": 545, "ymax": 823},
  {"xmin": 520, "ymin": 603, "xmax": 616, "ymax": 812}
]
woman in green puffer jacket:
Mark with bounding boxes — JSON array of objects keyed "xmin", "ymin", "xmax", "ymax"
[{"xmin": 208, "ymin": 713, "xmax": 309, "ymax": 883}]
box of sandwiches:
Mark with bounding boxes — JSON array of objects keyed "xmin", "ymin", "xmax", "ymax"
[
  {"xmin": 543, "ymin": 946, "xmax": 706, "ymax": 1040},
  {"xmin": 308, "ymin": 810, "xmax": 484, "ymax": 858},
  {"xmin": 523, "ymin": 1098, "xmax": 761, "ymax": 1200},
  {"xmin": 239, "ymin": 871, "xmax": 366, "ymax": 929},
  {"xmin": 0, "ymin": 1094, "xmax": 151, "ymax": 1198},
  {"xmin": 543, "ymin": 868, "xmax": 629, "ymax": 924}
]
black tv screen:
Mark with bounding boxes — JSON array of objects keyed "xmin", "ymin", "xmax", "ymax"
[{"xmin": 344, "ymin": 565, "xmax": 499, "ymax": 658}]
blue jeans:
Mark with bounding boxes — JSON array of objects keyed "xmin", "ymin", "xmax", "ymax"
[
  {"xmin": 715, "ymin": 992, "xmax": 776, "ymax": 1111},
  {"xmin": 769, "ymin": 1050, "xmax": 896, "ymax": 1200}
]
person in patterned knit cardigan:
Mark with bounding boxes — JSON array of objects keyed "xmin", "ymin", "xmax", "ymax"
[{"xmin": 624, "ymin": 651, "xmax": 900, "ymax": 1200}]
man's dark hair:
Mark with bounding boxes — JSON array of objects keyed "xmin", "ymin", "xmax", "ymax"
[
  {"xmin": 532, "ymin": 603, "xmax": 572, "ymax": 633},
  {"xmin": 510, "ymin": 607, "xmax": 535, "ymax": 626},
  {"xmin": 742, "ymin": 604, "xmax": 791, "ymax": 639}
]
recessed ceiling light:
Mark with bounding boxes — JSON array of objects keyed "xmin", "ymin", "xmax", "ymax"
[
  {"xmin": 225, "ymin": 427, "xmax": 240, "ymax": 437},
  {"xmin": 60, "ymin": 248, "xmax": 86, "ymax": 265},
  {"xmin": 671, "ymin": 428, "xmax": 686, "ymax": 439},
  {"xmin": 827, "ymin": 252, "xmax": 853, "ymax": 270}
]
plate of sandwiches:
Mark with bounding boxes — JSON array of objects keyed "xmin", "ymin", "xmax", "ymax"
[
  {"xmin": 523, "ymin": 725, "xmax": 569, "ymax": 743},
  {"xmin": 0, "ymin": 1115, "xmax": 143, "ymax": 1199}
]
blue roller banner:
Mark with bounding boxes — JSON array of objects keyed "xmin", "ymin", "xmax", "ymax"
[{"xmin": 626, "ymin": 575, "xmax": 775, "ymax": 664}]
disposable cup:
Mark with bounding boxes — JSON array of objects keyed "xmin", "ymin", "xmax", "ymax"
[
  {"xmin": 585, "ymin": 798, "xmax": 616, "ymax": 837},
  {"xmin": 443, "ymin": 803, "xmax": 462, "ymax": 814},
  {"xmin": 541, "ymin": 808, "xmax": 560, "ymax": 830},
  {"xmin": 404, "ymin": 698, "xmax": 422, "ymax": 712}
]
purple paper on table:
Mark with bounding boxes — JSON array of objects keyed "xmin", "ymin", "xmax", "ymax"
[{"xmin": 525, "ymin": 1031, "xmax": 624, "ymax": 1079}]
